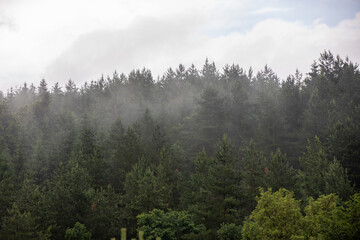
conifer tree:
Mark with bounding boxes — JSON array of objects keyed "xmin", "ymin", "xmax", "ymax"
[
  {"xmin": 0, "ymin": 203, "xmax": 51, "ymax": 240},
  {"xmin": 44, "ymin": 161, "xmax": 93, "ymax": 239},
  {"xmin": 323, "ymin": 158, "xmax": 354, "ymax": 200},
  {"xmin": 124, "ymin": 161, "xmax": 163, "ymax": 236},
  {"xmin": 77, "ymin": 118, "xmax": 107, "ymax": 188},
  {"xmin": 298, "ymin": 136, "xmax": 329, "ymax": 198},
  {"xmin": 105, "ymin": 117, "xmax": 125, "ymax": 191},
  {"xmin": 267, "ymin": 149, "xmax": 297, "ymax": 192},
  {"xmin": 240, "ymin": 140, "xmax": 267, "ymax": 212},
  {"xmin": 190, "ymin": 135, "xmax": 242, "ymax": 233}
]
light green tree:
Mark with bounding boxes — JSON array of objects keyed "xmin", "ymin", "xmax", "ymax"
[
  {"xmin": 242, "ymin": 188, "xmax": 303, "ymax": 240},
  {"xmin": 303, "ymin": 194, "xmax": 350, "ymax": 239},
  {"xmin": 345, "ymin": 193, "xmax": 360, "ymax": 239}
]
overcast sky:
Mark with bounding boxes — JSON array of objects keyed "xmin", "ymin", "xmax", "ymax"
[{"xmin": 0, "ymin": 0, "xmax": 360, "ymax": 92}]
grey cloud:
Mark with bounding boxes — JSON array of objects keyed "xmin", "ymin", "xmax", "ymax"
[{"xmin": 44, "ymin": 16, "xmax": 203, "ymax": 85}]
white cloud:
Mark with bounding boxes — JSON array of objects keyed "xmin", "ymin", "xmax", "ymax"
[
  {"xmin": 201, "ymin": 13, "xmax": 360, "ymax": 78},
  {"xmin": 44, "ymin": 12, "xmax": 360, "ymax": 87},
  {"xmin": 0, "ymin": 0, "xmax": 238, "ymax": 90}
]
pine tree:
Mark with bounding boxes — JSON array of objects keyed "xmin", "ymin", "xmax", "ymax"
[
  {"xmin": 77, "ymin": 118, "xmax": 107, "ymax": 188},
  {"xmin": 105, "ymin": 118, "xmax": 126, "ymax": 191},
  {"xmin": 267, "ymin": 149, "xmax": 297, "ymax": 192},
  {"xmin": 190, "ymin": 135, "xmax": 242, "ymax": 233},
  {"xmin": 120, "ymin": 125, "xmax": 143, "ymax": 173},
  {"xmin": 253, "ymin": 66, "xmax": 282, "ymax": 152},
  {"xmin": 195, "ymin": 87, "xmax": 226, "ymax": 152},
  {"xmin": 201, "ymin": 58, "xmax": 219, "ymax": 85},
  {"xmin": 240, "ymin": 140, "xmax": 267, "ymax": 213},
  {"xmin": 323, "ymin": 158, "xmax": 354, "ymax": 200},
  {"xmin": 124, "ymin": 161, "xmax": 163, "ymax": 236},
  {"xmin": 85, "ymin": 186, "xmax": 123, "ymax": 239},
  {"xmin": 0, "ymin": 203, "xmax": 51, "ymax": 240},
  {"xmin": 298, "ymin": 136, "xmax": 329, "ymax": 198},
  {"xmin": 326, "ymin": 105, "xmax": 360, "ymax": 187},
  {"xmin": 44, "ymin": 161, "xmax": 93, "ymax": 239}
]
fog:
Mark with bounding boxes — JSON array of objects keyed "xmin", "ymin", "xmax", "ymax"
[{"xmin": 1, "ymin": 1, "xmax": 360, "ymax": 239}]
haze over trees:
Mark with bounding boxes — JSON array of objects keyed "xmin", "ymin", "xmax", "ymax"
[{"xmin": 0, "ymin": 51, "xmax": 359, "ymax": 239}]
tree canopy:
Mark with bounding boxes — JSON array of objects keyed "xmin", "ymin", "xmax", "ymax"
[{"xmin": 0, "ymin": 51, "xmax": 359, "ymax": 239}]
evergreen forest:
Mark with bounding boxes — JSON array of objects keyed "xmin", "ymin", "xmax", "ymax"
[{"xmin": 0, "ymin": 51, "xmax": 359, "ymax": 239}]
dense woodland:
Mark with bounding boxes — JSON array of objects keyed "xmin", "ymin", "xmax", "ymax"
[{"xmin": 0, "ymin": 51, "xmax": 359, "ymax": 239}]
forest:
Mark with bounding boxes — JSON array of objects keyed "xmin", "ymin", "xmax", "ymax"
[{"xmin": 0, "ymin": 50, "xmax": 359, "ymax": 239}]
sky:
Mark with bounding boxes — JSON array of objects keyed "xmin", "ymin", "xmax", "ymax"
[{"xmin": 0, "ymin": 0, "xmax": 360, "ymax": 92}]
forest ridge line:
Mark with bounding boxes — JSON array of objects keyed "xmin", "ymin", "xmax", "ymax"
[{"xmin": 0, "ymin": 50, "xmax": 359, "ymax": 239}]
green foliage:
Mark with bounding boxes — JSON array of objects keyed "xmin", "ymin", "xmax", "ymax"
[
  {"xmin": 155, "ymin": 149, "xmax": 180, "ymax": 208},
  {"xmin": 298, "ymin": 136, "xmax": 329, "ymax": 198},
  {"xmin": 85, "ymin": 186, "xmax": 123, "ymax": 239},
  {"xmin": 242, "ymin": 188, "xmax": 303, "ymax": 240},
  {"xmin": 280, "ymin": 70, "xmax": 303, "ymax": 131},
  {"xmin": 137, "ymin": 209, "xmax": 205, "ymax": 240},
  {"xmin": 0, "ymin": 149, "xmax": 10, "ymax": 181},
  {"xmin": 303, "ymin": 194, "xmax": 350, "ymax": 239},
  {"xmin": 326, "ymin": 106, "xmax": 360, "ymax": 186},
  {"xmin": 300, "ymin": 136, "xmax": 328, "ymax": 173},
  {"xmin": 323, "ymin": 158, "xmax": 354, "ymax": 199},
  {"xmin": 189, "ymin": 135, "xmax": 242, "ymax": 233},
  {"xmin": 125, "ymin": 164, "xmax": 163, "ymax": 213},
  {"xmin": 105, "ymin": 118, "xmax": 126, "ymax": 191},
  {"xmin": 345, "ymin": 193, "xmax": 360, "ymax": 239},
  {"xmin": 195, "ymin": 87, "xmax": 226, "ymax": 152},
  {"xmin": 240, "ymin": 140, "xmax": 266, "ymax": 213},
  {"xmin": 124, "ymin": 161, "xmax": 168, "ymax": 236},
  {"xmin": 217, "ymin": 223, "xmax": 242, "ymax": 240},
  {"xmin": 253, "ymin": 66, "xmax": 282, "ymax": 152},
  {"xmin": 0, "ymin": 51, "xmax": 359, "ymax": 239},
  {"xmin": 303, "ymin": 86, "xmax": 329, "ymax": 139},
  {"xmin": 77, "ymin": 118, "xmax": 107, "ymax": 188},
  {"xmin": 298, "ymin": 136, "xmax": 354, "ymax": 199},
  {"xmin": 267, "ymin": 149, "xmax": 297, "ymax": 192},
  {"xmin": 208, "ymin": 135, "xmax": 242, "ymax": 224},
  {"xmin": 242, "ymin": 188, "xmax": 360, "ymax": 240},
  {"xmin": 12, "ymin": 177, "xmax": 51, "ymax": 234},
  {"xmin": 65, "ymin": 222, "xmax": 91, "ymax": 240},
  {"xmin": 0, "ymin": 203, "xmax": 51, "ymax": 240},
  {"xmin": 187, "ymin": 148, "xmax": 213, "ymax": 223},
  {"xmin": 44, "ymin": 161, "xmax": 93, "ymax": 239},
  {"xmin": 0, "ymin": 175, "xmax": 15, "ymax": 228}
]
